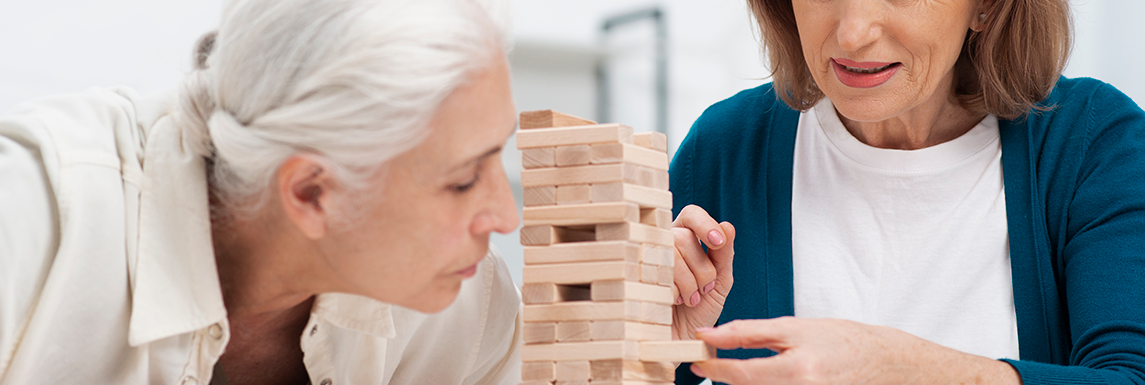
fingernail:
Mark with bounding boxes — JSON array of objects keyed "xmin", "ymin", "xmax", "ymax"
[
  {"xmin": 690, "ymin": 291, "xmax": 701, "ymax": 306},
  {"xmin": 691, "ymin": 364, "xmax": 706, "ymax": 377},
  {"xmin": 707, "ymin": 230, "xmax": 724, "ymax": 246},
  {"xmin": 695, "ymin": 326, "xmax": 715, "ymax": 334},
  {"xmin": 703, "ymin": 281, "xmax": 715, "ymax": 294},
  {"xmin": 676, "ymin": 295, "xmax": 684, "ymax": 305}
]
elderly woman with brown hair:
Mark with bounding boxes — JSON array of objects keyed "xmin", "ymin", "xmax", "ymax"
[{"xmin": 669, "ymin": 0, "xmax": 1145, "ymax": 383}]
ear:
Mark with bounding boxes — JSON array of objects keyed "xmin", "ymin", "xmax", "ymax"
[
  {"xmin": 971, "ymin": 0, "xmax": 997, "ymax": 32},
  {"xmin": 277, "ymin": 154, "xmax": 337, "ymax": 240}
]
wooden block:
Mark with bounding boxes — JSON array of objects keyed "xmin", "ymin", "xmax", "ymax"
[
  {"xmin": 590, "ymin": 360, "xmax": 675, "ymax": 382},
  {"xmin": 592, "ymin": 280, "xmax": 673, "ymax": 304},
  {"xmin": 596, "ymin": 222, "xmax": 674, "ymax": 247},
  {"xmin": 555, "ymin": 361, "xmax": 590, "ymax": 381},
  {"xmin": 657, "ymin": 266, "xmax": 674, "ymax": 286},
  {"xmin": 523, "ymin": 301, "xmax": 640, "ymax": 323},
  {"xmin": 520, "ymin": 225, "xmax": 596, "ymax": 246},
  {"xmin": 523, "ymin": 261, "xmax": 639, "ymax": 284},
  {"xmin": 523, "ymin": 322, "xmax": 557, "ymax": 345},
  {"xmin": 522, "ymin": 361, "xmax": 556, "ymax": 382},
  {"xmin": 641, "ymin": 245, "xmax": 674, "ymax": 266},
  {"xmin": 590, "ymin": 321, "xmax": 671, "ymax": 341},
  {"xmin": 590, "ymin": 143, "xmax": 669, "ymax": 171},
  {"xmin": 523, "ymin": 147, "xmax": 556, "ymax": 169},
  {"xmin": 633, "ymin": 132, "xmax": 668, "ymax": 152},
  {"xmin": 522, "ymin": 340, "xmax": 639, "ymax": 362},
  {"xmin": 520, "ymin": 109, "xmax": 597, "ymax": 129},
  {"xmin": 524, "ymin": 241, "xmax": 640, "ymax": 265},
  {"xmin": 524, "ymin": 186, "xmax": 556, "ymax": 207},
  {"xmin": 639, "ymin": 340, "xmax": 716, "ymax": 362},
  {"xmin": 640, "ymin": 208, "xmax": 673, "ymax": 229},
  {"xmin": 640, "ymin": 302, "xmax": 672, "ymax": 325},
  {"xmin": 557, "ymin": 321, "xmax": 592, "ymax": 342},
  {"xmin": 589, "ymin": 182, "xmax": 672, "ymax": 210},
  {"xmin": 523, "ymin": 202, "xmax": 639, "ymax": 227},
  {"xmin": 522, "ymin": 283, "xmax": 591, "ymax": 304},
  {"xmin": 640, "ymin": 263, "xmax": 658, "ymax": 285},
  {"xmin": 555, "ymin": 185, "xmax": 591, "ymax": 205},
  {"xmin": 556, "ymin": 145, "xmax": 592, "ymax": 166},
  {"xmin": 517, "ymin": 381, "xmax": 555, "ymax": 385},
  {"xmin": 517, "ymin": 124, "xmax": 634, "ymax": 149},
  {"xmin": 521, "ymin": 163, "xmax": 661, "ymax": 188}
]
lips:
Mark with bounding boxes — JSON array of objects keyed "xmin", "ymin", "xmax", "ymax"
[{"xmin": 831, "ymin": 58, "xmax": 900, "ymax": 88}]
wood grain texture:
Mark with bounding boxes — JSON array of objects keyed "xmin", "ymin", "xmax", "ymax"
[
  {"xmin": 520, "ymin": 109, "xmax": 597, "ymax": 129},
  {"xmin": 522, "ymin": 147, "xmax": 555, "ymax": 169},
  {"xmin": 556, "ymin": 144, "xmax": 592, "ymax": 166},
  {"xmin": 521, "ymin": 361, "xmax": 555, "ymax": 382},
  {"xmin": 589, "ymin": 182, "xmax": 673, "ymax": 210},
  {"xmin": 520, "ymin": 225, "xmax": 596, "ymax": 246},
  {"xmin": 638, "ymin": 340, "xmax": 716, "ymax": 362},
  {"xmin": 591, "ymin": 280, "xmax": 673, "ymax": 304},
  {"xmin": 523, "ymin": 301, "xmax": 641, "ymax": 322},
  {"xmin": 590, "ymin": 143, "xmax": 669, "ymax": 171},
  {"xmin": 590, "ymin": 360, "xmax": 675, "ymax": 382},
  {"xmin": 521, "ymin": 282, "xmax": 591, "ymax": 304},
  {"xmin": 640, "ymin": 245, "xmax": 674, "ymax": 266},
  {"xmin": 555, "ymin": 361, "xmax": 591, "ymax": 381},
  {"xmin": 523, "ymin": 241, "xmax": 640, "ymax": 265},
  {"xmin": 521, "ymin": 340, "xmax": 639, "ymax": 362},
  {"xmin": 523, "ymin": 202, "xmax": 639, "ymax": 227},
  {"xmin": 522, "ymin": 261, "xmax": 640, "ymax": 284},
  {"xmin": 523, "ymin": 322, "xmax": 556, "ymax": 345},
  {"xmin": 590, "ymin": 321, "xmax": 671, "ymax": 341},
  {"xmin": 632, "ymin": 132, "xmax": 668, "ymax": 152},
  {"xmin": 595, "ymin": 222, "xmax": 675, "ymax": 247},
  {"xmin": 522, "ymin": 163, "xmax": 662, "ymax": 188},
  {"xmin": 557, "ymin": 321, "xmax": 593, "ymax": 342},
  {"xmin": 516, "ymin": 124, "xmax": 633, "ymax": 149},
  {"xmin": 523, "ymin": 186, "xmax": 556, "ymax": 207},
  {"xmin": 640, "ymin": 208, "xmax": 673, "ymax": 229},
  {"xmin": 556, "ymin": 184, "xmax": 591, "ymax": 205}
]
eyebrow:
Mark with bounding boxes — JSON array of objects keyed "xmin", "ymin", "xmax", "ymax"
[{"xmin": 449, "ymin": 122, "xmax": 517, "ymax": 172}]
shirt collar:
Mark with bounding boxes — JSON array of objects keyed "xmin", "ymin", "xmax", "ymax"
[
  {"xmin": 312, "ymin": 293, "xmax": 398, "ymax": 339},
  {"xmin": 127, "ymin": 109, "xmax": 227, "ymax": 346}
]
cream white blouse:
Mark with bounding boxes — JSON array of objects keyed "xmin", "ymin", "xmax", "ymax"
[{"xmin": 0, "ymin": 88, "xmax": 522, "ymax": 385}]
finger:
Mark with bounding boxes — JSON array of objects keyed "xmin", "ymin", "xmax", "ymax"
[
  {"xmin": 674, "ymin": 227, "xmax": 717, "ymax": 306},
  {"xmin": 695, "ymin": 318, "xmax": 797, "ymax": 351},
  {"xmin": 672, "ymin": 235, "xmax": 698, "ymax": 307},
  {"xmin": 674, "ymin": 205, "xmax": 727, "ymax": 250},
  {"xmin": 709, "ymin": 222, "xmax": 736, "ymax": 293},
  {"xmin": 692, "ymin": 356, "xmax": 794, "ymax": 385}
]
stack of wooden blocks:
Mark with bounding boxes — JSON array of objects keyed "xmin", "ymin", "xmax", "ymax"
[{"xmin": 517, "ymin": 110, "xmax": 713, "ymax": 385}]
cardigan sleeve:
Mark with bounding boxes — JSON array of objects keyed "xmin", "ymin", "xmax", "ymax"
[{"xmin": 1005, "ymin": 82, "xmax": 1145, "ymax": 384}]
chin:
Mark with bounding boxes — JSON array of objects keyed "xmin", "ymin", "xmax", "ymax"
[{"xmin": 400, "ymin": 281, "xmax": 465, "ymax": 314}]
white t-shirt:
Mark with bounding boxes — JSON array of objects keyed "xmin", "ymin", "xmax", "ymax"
[{"xmin": 791, "ymin": 98, "xmax": 1019, "ymax": 360}]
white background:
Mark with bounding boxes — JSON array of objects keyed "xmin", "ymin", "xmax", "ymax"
[{"xmin": 2, "ymin": 0, "xmax": 1141, "ymax": 285}]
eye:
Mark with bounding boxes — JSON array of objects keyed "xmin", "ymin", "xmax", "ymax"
[{"xmin": 450, "ymin": 174, "xmax": 480, "ymax": 193}]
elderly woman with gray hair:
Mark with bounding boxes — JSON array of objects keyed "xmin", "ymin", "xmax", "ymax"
[
  {"xmin": 671, "ymin": 0, "xmax": 1145, "ymax": 384},
  {"xmin": 0, "ymin": 0, "xmax": 736, "ymax": 384}
]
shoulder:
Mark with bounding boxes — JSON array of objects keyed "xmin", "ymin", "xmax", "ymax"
[{"xmin": 688, "ymin": 83, "xmax": 799, "ymax": 140}]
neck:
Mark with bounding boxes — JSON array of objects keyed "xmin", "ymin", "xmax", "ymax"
[{"xmin": 838, "ymin": 85, "xmax": 986, "ymax": 151}]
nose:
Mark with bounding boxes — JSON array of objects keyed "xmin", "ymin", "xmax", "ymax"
[
  {"xmin": 835, "ymin": 0, "xmax": 882, "ymax": 52},
  {"xmin": 471, "ymin": 161, "xmax": 520, "ymax": 236}
]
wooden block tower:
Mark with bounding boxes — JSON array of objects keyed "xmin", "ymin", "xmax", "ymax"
[{"xmin": 517, "ymin": 110, "xmax": 712, "ymax": 385}]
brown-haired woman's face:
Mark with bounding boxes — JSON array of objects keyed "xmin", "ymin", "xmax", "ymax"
[{"xmin": 792, "ymin": 0, "xmax": 982, "ymax": 121}]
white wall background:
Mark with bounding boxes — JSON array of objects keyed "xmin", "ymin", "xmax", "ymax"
[{"xmin": 2, "ymin": 0, "xmax": 1142, "ymax": 288}]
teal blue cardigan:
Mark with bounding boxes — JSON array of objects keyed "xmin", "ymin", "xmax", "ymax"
[{"xmin": 671, "ymin": 77, "xmax": 1145, "ymax": 384}]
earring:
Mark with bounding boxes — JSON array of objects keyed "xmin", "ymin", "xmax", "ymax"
[{"xmin": 979, "ymin": 13, "xmax": 987, "ymax": 21}]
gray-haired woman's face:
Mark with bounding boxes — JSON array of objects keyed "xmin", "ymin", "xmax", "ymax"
[
  {"xmin": 793, "ymin": 0, "xmax": 984, "ymax": 121},
  {"xmin": 320, "ymin": 53, "xmax": 519, "ymax": 313}
]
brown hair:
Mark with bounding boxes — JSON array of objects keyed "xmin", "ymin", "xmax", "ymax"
[{"xmin": 748, "ymin": 0, "xmax": 1072, "ymax": 119}]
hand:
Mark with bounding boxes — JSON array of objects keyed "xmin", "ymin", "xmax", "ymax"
[
  {"xmin": 670, "ymin": 204, "xmax": 735, "ymax": 340},
  {"xmin": 689, "ymin": 317, "xmax": 1022, "ymax": 385}
]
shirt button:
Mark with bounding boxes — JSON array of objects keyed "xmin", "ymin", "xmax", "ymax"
[
  {"xmin": 181, "ymin": 375, "xmax": 197, "ymax": 385},
  {"xmin": 319, "ymin": 379, "xmax": 332, "ymax": 385},
  {"xmin": 309, "ymin": 325, "xmax": 319, "ymax": 336},
  {"xmin": 208, "ymin": 323, "xmax": 224, "ymax": 340}
]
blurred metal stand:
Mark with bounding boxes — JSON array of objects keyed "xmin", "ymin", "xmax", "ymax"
[{"xmin": 595, "ymin": 7, "xmax": 668, "ymax": 137}]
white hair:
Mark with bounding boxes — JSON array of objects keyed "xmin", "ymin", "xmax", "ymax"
[{"xmin": 177, "ymin": 0, "xmax": 510, "ymax": 214}]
